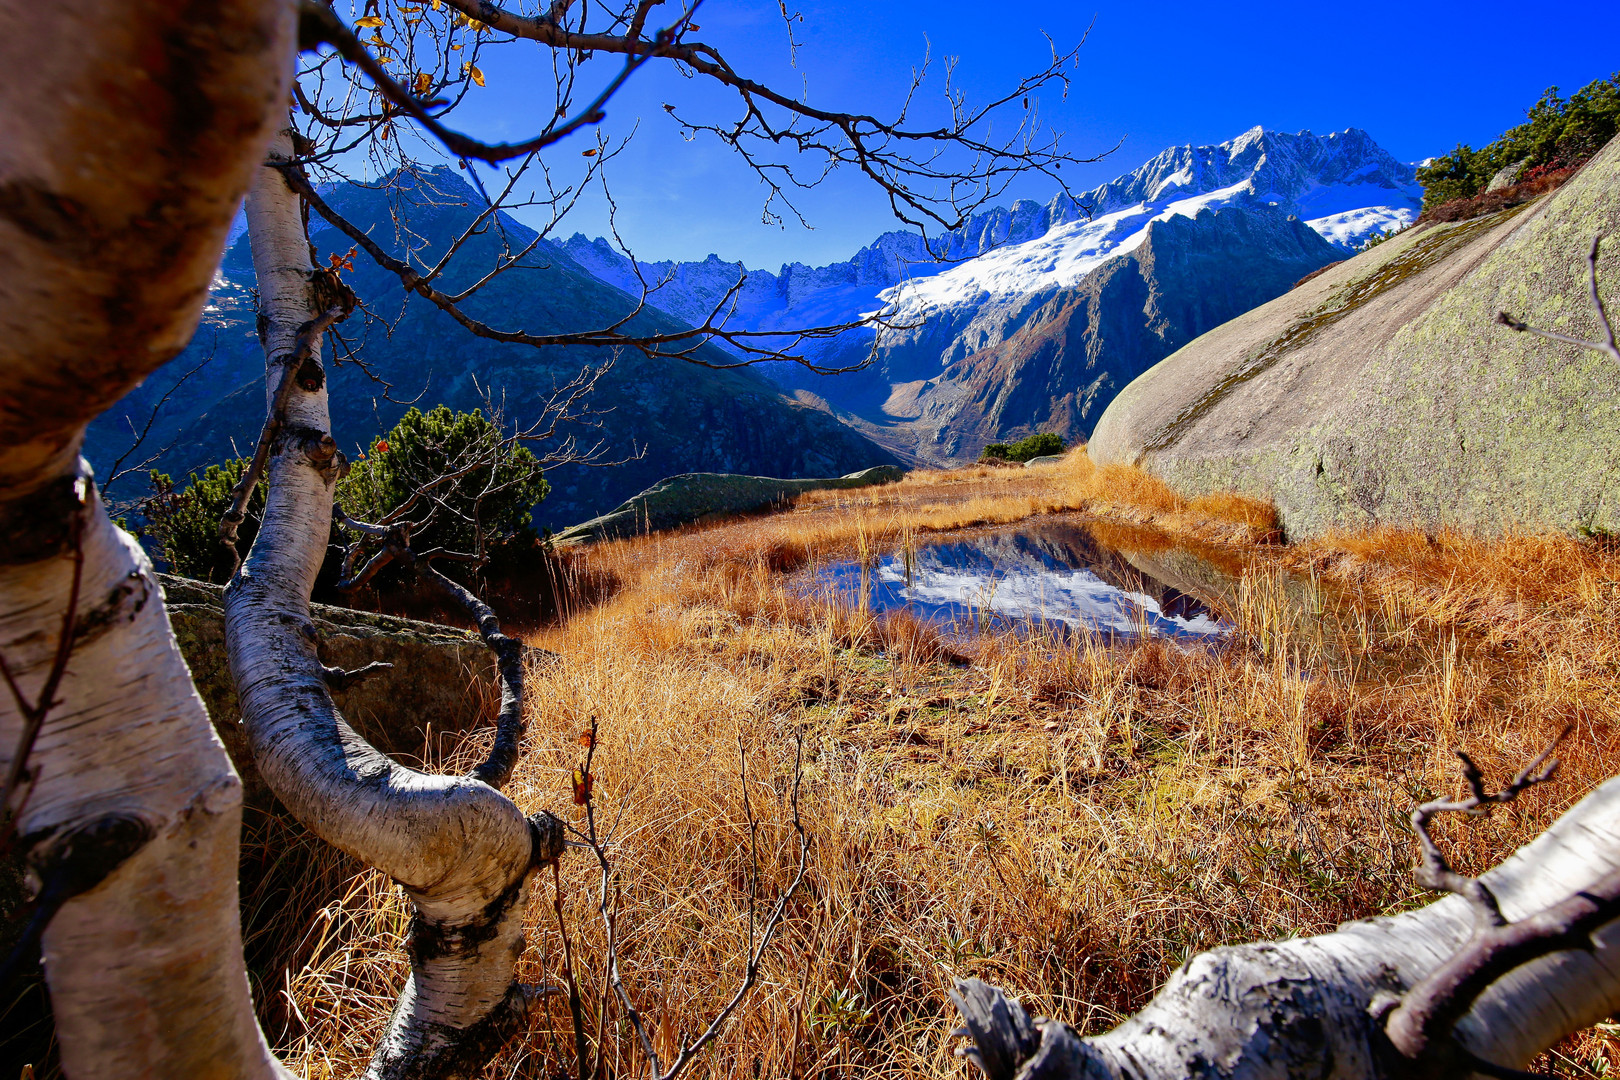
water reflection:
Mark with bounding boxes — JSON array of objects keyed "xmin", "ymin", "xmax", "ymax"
[{"xmin": 804, "ymin": 522, "xmax": 1230, "ymax": 641}]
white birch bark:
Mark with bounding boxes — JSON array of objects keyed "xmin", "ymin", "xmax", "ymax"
[
  {"xmin": 956, "ymin": 776, "xmax": 1620, "ymax": 1080},
  {"xmin": 0, "ymin": 1, "xmax": 295, "ymax": 1077},
  {"xmin": 9, "ymin": 5, "xmax": 1620, "ymax": 1079},
  {"xmin": 227, "ymin": 126, "xmax": 555, "ymax": 1080}
]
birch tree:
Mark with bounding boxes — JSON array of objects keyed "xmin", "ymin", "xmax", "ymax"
[
  {"xmin": 216, "ymin": 4, "xmax": 1103, "ymax": 1071},
  {"xmin": 10, "ymin": 2, "xmax": 1620, "ymax": 1080},
  {"xmin": 0, "ymin": 2, "xmax": 296, "ymax": 1076}
]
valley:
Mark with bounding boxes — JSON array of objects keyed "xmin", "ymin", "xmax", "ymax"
[
  {"xmin": 265, "ymin": 452, "xmax": 1620, "ymax": 1077},
  {"xmin": 10, "ymin": 8, "xmax": 1620, "ymax": 1080}
]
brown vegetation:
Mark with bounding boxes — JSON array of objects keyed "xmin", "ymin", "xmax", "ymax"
[
  {"xmin": 1291, "ymin": 260, "xmax": 1346, "ymax": 290},
  {"xmin": 268, "ymin": 454, "xmax": 1620, "ymax": 1079},
  {"xmin": 1416, "ymin": 167, "xmax": 1579, "ymax": 225}
]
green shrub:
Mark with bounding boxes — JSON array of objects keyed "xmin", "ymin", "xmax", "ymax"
[
  {"xmin": 336, "ymin": 405, "xmax": 549, "ymax": 554},
  {"xmin": 1417, "ymin": 73, "xmax": 1620, "ymax": 211},
  {"xmin": 144, "ymin": 407, "xmax": 548, "ymax": 585},
  {"xmin": 144, "ymin": 458, "xmax": 258, "ymax": 583},
  {"xmin": 980, "ymin": 432, "xmax": 1066, "ymax": 463},
  {"xmin": 1415, "ymin": 144, "xmax": 1486, "ymax": 210},
  {"xmin": 1358, "ymin": 225, "xmax": 1404, "ymax": 253}
]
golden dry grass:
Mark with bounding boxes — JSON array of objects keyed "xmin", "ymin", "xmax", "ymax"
[{"xmin": 273, "ymin": 454, "xmax": 1620, "ymax": 1079}]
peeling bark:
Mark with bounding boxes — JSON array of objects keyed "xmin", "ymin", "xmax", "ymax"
[
  {"xmin": 228, "ymin": 125, "xmax": 558, "ymax": 1079},
  {"xmin": 955, "ymin": 777, "xmax": 1620, "ymax": 1080}
]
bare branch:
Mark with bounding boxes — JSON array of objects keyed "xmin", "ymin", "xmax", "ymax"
[
  {"xmin": 219, "ymin": 302, "xmax": 351, "ymax": 573},
  {"xmin": 283, "ymin": 163, "xmax": 900, "ymax": 369},
  {"xmin": 431, "ymin": 0, "xmax": 1104, "ymax": 235},
  {"xmin": 102, "ymin": 346, "xmax": 217, "ymax": 498},
  {"xmin": 1498, "ymin": 235, "xmax": 1619, "ymax": 363},
  {"xmin": 297, "ymin": 0, "xmax": 670, "ymax": 166},
  {"xmin": 1381, "ymin": 728, "xmax": 1620, "ymax": 1076},
  {"xmin": 321, "ymin": 661, "xmax": 394, "ymax": 689},
  {"xmin": 414, "ymin": 562, "xmax": 525, "ymax": 788},
  {"xmin": 657, "ymin": 734, "xmax": 810, "ymax": 1080}
]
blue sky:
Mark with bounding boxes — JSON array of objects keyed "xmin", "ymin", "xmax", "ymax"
[{"xmin": 444, "ymin": 0, "xmax": 1620, "ymax": 269}]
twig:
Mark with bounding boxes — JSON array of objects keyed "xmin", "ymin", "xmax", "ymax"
[
  {"xmin": 297, "ymin": 0, "xmax": 672, "ymax": 166},
  {"xmin": 283, "ymin": 165, "xmax": 900, "ymax": 370},
  {"xmin": 552, "ymin": 859, "xmax": 592, "ymax": 1080},
  {"xmin": 1409, "ymin": 735, "xmax": 1567, "ymax": 927},
  {"xmin": 1498, "ymin": 235, "xmax": 1619, "ymax": 363},
  {"xmin": 219, "ymin": 303, "xmax": 350, "ymax": 574},
  {"xmin": 102, "ymin": 345, "xmax": 216, "ymax": 498},
  {"xmin": 322, "ymin": 661, "xmax": 394, "ymax": 689},
  {"xmin": 656, "ymin": 734, "xmax": 811, "ymax": 1080},
  {"xmin": 1383, "ymin": 727, "xmax": 1620, "ymax": 1075},
  {"xmin": 0, "ymin": 487, "xmax": 87, "ymax": 855}
]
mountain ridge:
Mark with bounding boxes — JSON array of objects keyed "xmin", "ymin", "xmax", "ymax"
[
  {"xmin": 85, "ymin": 166, "xmax": 900, "ymax": 531},
  {"xmin": 559, "ymin": 126, "xmax": 1421, "ymax": 360}
]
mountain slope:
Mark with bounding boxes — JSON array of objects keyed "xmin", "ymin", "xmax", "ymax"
[
  {"xmin": 85, "ymin": 168, "xmax": 899, "ymax": 530},
  {"xmin": 563, "ymin": 127, "xmax": 1418, "ymax": 352},
  {"xmin": 559, "ymin": 127, "xmax": 1416, "ymax": 463},
  {"xmin": 809, "ymin": 204, "xmax": 1345, "ymax": 461}
]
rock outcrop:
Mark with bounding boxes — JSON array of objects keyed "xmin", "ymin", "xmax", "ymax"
[
  {"xmin": 162, "ymin": 575, "xmax": 507, "ymax": 802},
  {"xmin": 1089, "ymin": 136, "xmax": 1620, "ymax": 538},
  {"xmin": 552, "ymin": 465, "xmax": 905, "ymax": 545}
]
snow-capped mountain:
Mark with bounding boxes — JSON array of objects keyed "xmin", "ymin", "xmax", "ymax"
[
  {"xmin": 879, "ymin": 126, "xmax": 1418, "ymax": 331},
  {"xmin": 561, "ymin": 126, "xmax": 1420, "ymax": 360},
  {"xmin": 556, "ymin": 126, "xmax": 1414, "ymax": 465}
]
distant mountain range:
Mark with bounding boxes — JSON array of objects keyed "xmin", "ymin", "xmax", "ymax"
[
  {"xmin": 88, "ymin": 126, "xmax": 1423, "ymax": 519},
  {"xmin": 84, "ymin": 169, "xmax": 898, "ymax": 532},
  {"xmin": 562, "ymin": 127, "xmax": 1421, "ymax": 463}
]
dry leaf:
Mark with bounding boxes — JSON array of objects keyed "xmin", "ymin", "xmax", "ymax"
[
  {"xmin": 581, "ymin": 148, "xmax": 598, "ymax": 157},
  {"xmin": 354, "ymin": 15, "xmax": 385, "ymax": 27}
]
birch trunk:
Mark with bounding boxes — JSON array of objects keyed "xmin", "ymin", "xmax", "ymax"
[
  {"xmin": 227, "ymin": 127, "xmax": 557, "ymax": 1080},
  {"xmin": 956, "ymin": 775, "xmax": 1620, "ymax": 1080},
  {"xmin": 9, "ymin": 5, "xmax": 1620, "ymax": 1080},
  {"xmin": 0, "ymin": 1, "xmax": 293, "ymax": 1077}
]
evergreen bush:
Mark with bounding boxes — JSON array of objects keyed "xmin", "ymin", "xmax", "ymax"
[
  {"xmin": 145, "ymin": 406, "xmax": 549, "ymax": 583},
  {"xmin": 336, "ymin": 405, "xmax": 548, "ymax": 554},
  {"xmin": 980, "ymin": 432, "xmax": 1066, "ymax": 463},
  {"xmin": 1417, "ymin": 74, "xmax": 1620, "ymax": 211}
]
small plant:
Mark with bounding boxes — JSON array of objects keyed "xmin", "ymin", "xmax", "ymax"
[
  {"xmin": 1358, "ymin": 225, "xmax": 1403, "ymax": 253},
  {"xmin": 811, "ymin": 988, "xmax": 873, "ymax": 1036},
  {"xmin": 979, "ymin": 431, "xmax": 1066, "ymax": 464}
]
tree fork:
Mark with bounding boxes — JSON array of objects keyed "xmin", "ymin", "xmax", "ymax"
[{"xmin": 230, "ymin": 121, "xmax": 566, "ymax": 1079}]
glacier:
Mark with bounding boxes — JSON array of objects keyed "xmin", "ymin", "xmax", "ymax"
[{"xmin": 559, "ymin": 125, "xmax": 1421, "ymax": 355}]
